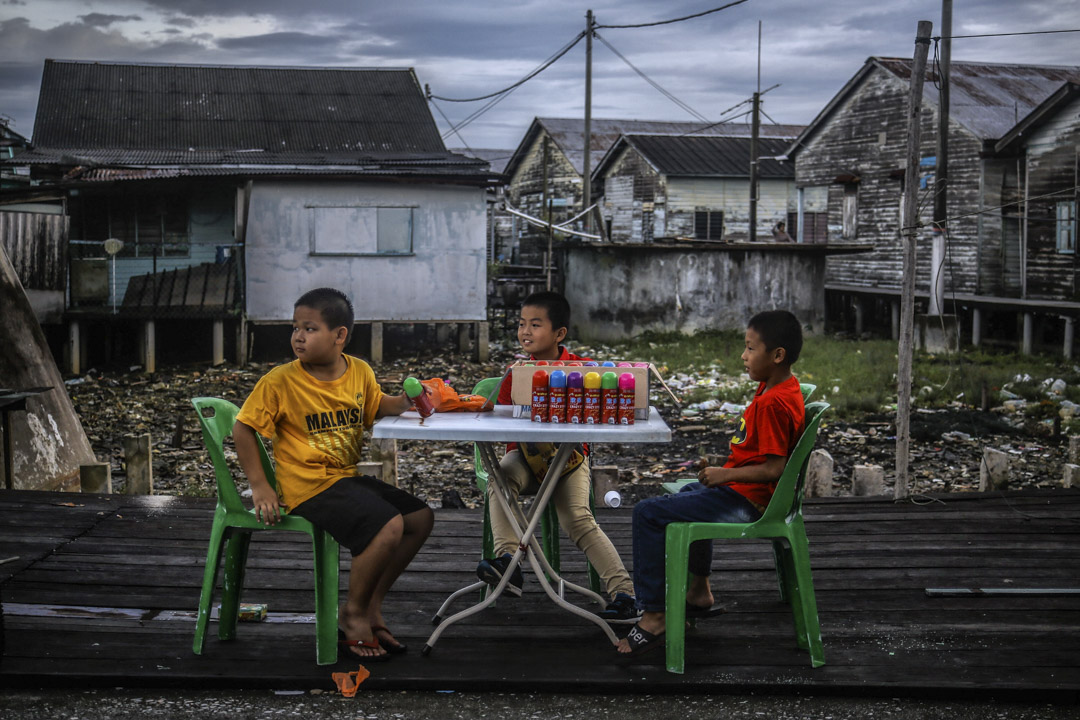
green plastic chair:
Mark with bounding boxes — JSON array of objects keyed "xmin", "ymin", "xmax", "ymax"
[
  {"xmin": 800, "ymin": 383, "xmax": 817, "ymax": 402},
  {"xmin": 663, "ymin": 400, "xmax": 830, "ymax": 673},
  {"xmin": 472, "ymin": 378, "xmax": 600, "ymax": 595},
  {"xmin": 190, "ymin": 397, "xmax": 341, "ymax": 666}
]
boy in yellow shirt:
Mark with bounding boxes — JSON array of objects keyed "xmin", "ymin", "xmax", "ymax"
[{"xmin": 235, "ymin": 288, "xmax": 433, "ymax": 661}]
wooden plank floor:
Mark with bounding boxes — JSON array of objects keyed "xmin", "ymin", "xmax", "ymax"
[{"xmin": 1, "ymin": 488, "xmax": 1078, "ymax": 700}]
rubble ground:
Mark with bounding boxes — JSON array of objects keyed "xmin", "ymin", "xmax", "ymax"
[{"xmin": 65, "ymin": 332, "xmax": 1076, "ymax": 507}]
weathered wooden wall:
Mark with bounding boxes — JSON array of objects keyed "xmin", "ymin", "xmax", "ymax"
[
  {"xmin": 795, "ymin": 67, "xmax": 982, "ymax": 296},
  {"xmin": 1021, "ymin": 93, "xmax": 1080, "ymax": 301},
  {"xmin": 505, "ymin": 132, "xmax": 582, "ymax": 262},
  {"xmin": 0, "ymin": 211, "xmax": 67, "ymax": 291},
  {"xmin": 600, "ymin": 145, "xmax": 664, "ymax": 242}
]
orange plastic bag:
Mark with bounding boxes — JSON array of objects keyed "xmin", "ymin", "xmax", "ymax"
[
  {"xmin": 420, "ymin": 378, "xmax": 494, "ymax": 413},
  {"xmin": 332, "ymin": 665, "xmax": 371, "ymax": 697}
]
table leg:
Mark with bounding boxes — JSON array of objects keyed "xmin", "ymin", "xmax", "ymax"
[{"xmin": 423, "ymin": 441, "xmax": 619, "ymax": 654}]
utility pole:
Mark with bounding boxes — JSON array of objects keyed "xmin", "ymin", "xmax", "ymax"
[
  {"xmin": 749, "ymin": 21, "xmax": 761, "ymax": 242},
  {"xmin": 930, "ymin": 0, "xmax": 951, "ymax": 317},
  {"xmin": 896, "ymin": 20, "xmax": 934, "ymax": 502},
  {"xmin": 543, "ymin": 135, "xmax": 552, "ymax": 290},
  {"xmin": 583, "ymin": 9, "xmax": 594, "ymax": 234}
]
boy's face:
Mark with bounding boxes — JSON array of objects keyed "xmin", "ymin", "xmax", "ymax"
[
  {"xmin": 518, "ymin": 304, "xmax": 566, "ymax": 360},
  {"xmin": 741, "ymin": 327, "xmax": 784, "ymax": 383},
  {"xmin": 292, "ymin": 305, "xmax": 347, "ymax": 365}
]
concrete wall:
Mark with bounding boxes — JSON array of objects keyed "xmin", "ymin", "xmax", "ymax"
[
  {"xmin": 245, "ymin": 180, "xmax": 487, "ymax": 322},
  {"xmin": 565, "ymin": 244, "xmax": 827, "ymax": 341}
]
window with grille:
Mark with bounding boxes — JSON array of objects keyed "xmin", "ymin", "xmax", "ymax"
[
  {"xmin": 1057, "ymin": 201, "xmax": 1076, "ymax": 254},
  {"xmin": 694, "ymin": 210, "xmax": 723, "ymax": 240}
]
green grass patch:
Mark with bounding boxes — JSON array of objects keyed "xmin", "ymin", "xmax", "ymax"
[{"xmin": 610, "ymin": 330, "xmax": 1078, "ymax": 420}]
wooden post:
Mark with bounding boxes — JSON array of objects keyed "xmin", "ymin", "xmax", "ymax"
[
  {"xmin": 370, "ymin": 438, "xmax": 397, "ymax": 487},
  {"xmin": 370, "ymin": 322, "xmax": 383, "ymax": 364},
  {"xmin": 852, "ymin": 296, "xmax": 864, "ymax": 336},
  {"xmin": 891, "ymin": 300, "xmax": 900, "ymax": 341},
  {"xmin": 122, "ymin": 433, "xmax": 153, "ymax": 495},
  {"xmin": 80, "ymin": 462, "xmax": 112, "ymax": 494},
  {"xmin": 212, "ymin": 320, "xmax": 224, "ymax": 366},
  {"xmin": 972, "ymin": 307, "xmax": 983, "ymax": 347},
  {"xmin": 805, "ymin": 449, "xmax": 834, "ymax": 498},
  {"xmin": 458, "ymin": 322, "xmax": 470, "ymax": 355},
  {"xmin": 979, "ymin": 447, "xmax": 1009, "ymax": 491},
  {"xmin": 142, "ymin": 320, "xmax": 156, "ymax": 374},
  {"xmin": 1064, "ymin": 316, "xmax": 1074, "ymax": 359},
  {"xmin": 1022, "ymin": 312, "xmax": 1034, "ymax": 355},
  {"xmin": 895, "ymin": 20, "xmax": 934, "ymax": 502},
  {"xmin": 852, "ymin": 464, "xmax": 886, "ymax": 496},
  {"xmin": 476, "ymin": 321, "xmax": 490, "ymax": 363},
  {"xmin": 68, "ymin": 320, "xmax": 81, "ymax": 376},
  {"xmin": 236, "ymin": 316, "xmax": 249, "ymax": 366}
]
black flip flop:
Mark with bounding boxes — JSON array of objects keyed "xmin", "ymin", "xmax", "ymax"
[
  {"xmin": 337, "ymin": 629, "xmax": 391, "ymax": 662},
  {"xmin": 373, "ymin": 625, "xmax": 408, "ymax": 655},
  {"xmin": 617, "ymin": 622, "xmax": 665, "ymax": 659},
  {"xmin": 685, "ymin": 602, "xmax": 728, "ymax": 619}
]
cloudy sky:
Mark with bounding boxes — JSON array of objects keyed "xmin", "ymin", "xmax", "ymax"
[{"xmin": 2, "ymin": 0, "xmax": 1078, "ymax": 149}]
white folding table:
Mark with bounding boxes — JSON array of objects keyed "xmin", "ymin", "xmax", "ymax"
[{"xmin": 371, "ymin": 405, "xmax": 672, "ymax": 654}]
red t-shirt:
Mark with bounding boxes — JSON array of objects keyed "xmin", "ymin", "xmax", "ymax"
[
  {"xmin": 724, "ymin": 375, "xmax": 805, "ymax": 508},
  {"xmin": 497, "ymin": 345, "xmax": 590, "ymax": 453}
]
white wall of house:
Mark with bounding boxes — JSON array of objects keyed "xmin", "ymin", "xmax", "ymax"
[
  {"xmin": 245, "ymin": 180, "xmax": 487, "ymax": 322},
  {"xmin": 665, "ymin": 177, "xmax": 796, "ymax": 239}
]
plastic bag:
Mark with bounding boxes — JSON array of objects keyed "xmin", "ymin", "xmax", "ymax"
[{"xmin": 420, "ymin": 378, "xmax": 494, "ymax": 413}]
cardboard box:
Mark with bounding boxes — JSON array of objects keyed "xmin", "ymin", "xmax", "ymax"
[{"xmin": 509, "ymin": 363, "xmax": 653, "ymax": 420}]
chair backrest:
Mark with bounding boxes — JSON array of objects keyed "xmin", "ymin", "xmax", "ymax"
[
  {"xmin": 191, "ymin": 397, "xmax": 276, "ymax": 514},
  {"xmin": 471, "ymin": 378, "xmax": 502, "ymax": 491},
  {"xmin": 800, "ymin": 383, "xmax": 817, "ymax": 402},
  {"xmin": 757, "ymin": 400, "xmax": 829, "ymax": 525},
  {"xmin": 472, "ymin": 376, "xmax": 502, "ymax": 408}
]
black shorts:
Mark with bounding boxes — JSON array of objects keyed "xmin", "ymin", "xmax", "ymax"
[{"xmin": 290, "ymin": 476, "xmax": 429, "ymax": 556}]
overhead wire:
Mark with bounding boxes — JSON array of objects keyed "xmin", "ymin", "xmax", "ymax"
[{"xmin": 595, "ymin": 0, "xmax": 750, "ymax": 30}]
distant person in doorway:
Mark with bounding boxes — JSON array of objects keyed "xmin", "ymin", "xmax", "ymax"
[{"xmin": 772, "ymin": 221, "xmax": 794, "ymax": 242}]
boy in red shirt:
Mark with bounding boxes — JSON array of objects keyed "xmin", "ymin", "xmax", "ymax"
[
  {"xmin": 478, "ymin": 291, "xmax": 639, "ymax": 622},
  {"xmin": 617, "ymin": 310, "xmax": 806, "ymax": 657}
]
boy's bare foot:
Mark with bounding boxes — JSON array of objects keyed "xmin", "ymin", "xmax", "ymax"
[
  {"xmin": 685, "ymin": 576, "xmax": 715, "ymax": 611},
  {"xmin": 616, "ymin": 611, "xmax": 665, "ymax": 654},
  {"xmin": 339, "ymin": 608, "xmax": 387, "ymax": 659}
]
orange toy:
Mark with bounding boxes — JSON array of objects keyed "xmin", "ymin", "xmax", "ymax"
[{"xmin": 331, "ymin": 665, "xmax": 371, "ymax": 697}]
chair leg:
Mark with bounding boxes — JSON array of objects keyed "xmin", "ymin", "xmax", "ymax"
[
  {"xmin": 772, "ymin": 539, "xmax": 792, "ymax": 604},
  {"xmin": 193, "ymin": 517, "xmax": 227, "ymax": 654},
  {"xmin": 479, "ymin": 503, "xmax": 494, "ymax": 602},
  {"xmin": 541, "ymin": 505, "xmax": 561, "ymax": 581},
  {"xmin": 313, "ymin": 530, "xmax": 341, "ymax": 665},
  {"xmin": 218, "ymin": 530, "xmax": 252, "ymax": 641},
  {"xmin": 788, "ymin": 531, "xmax": 825, "ymax": 667},
  {"xmin": 664, "ymin": 525, "xmax": 691, "ymax": 674}
]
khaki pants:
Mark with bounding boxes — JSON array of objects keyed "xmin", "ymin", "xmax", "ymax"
[{"xmin": 487, "ymin": 450, "xmax": 633, "ymax": 598}]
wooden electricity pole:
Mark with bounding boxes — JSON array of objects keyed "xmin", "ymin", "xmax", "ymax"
[
  {"xmin": 930, "ymin": 0, "xmax": 951, "ymax": 316},
  {"xmin": 749, "ymin": 20, "xmax": 761, "ymax": 242},
  {"xmin": 583, "ymin": 9, "xmax": 594, "ymax": 234},
  {"xmin": 896, "ymin": 20, "xmax": 934, "ymax": 501}
]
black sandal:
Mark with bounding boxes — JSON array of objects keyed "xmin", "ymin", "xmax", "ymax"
[{"xmin": 618, "ymin": 622, "xmax": 665, "ymax": 658}]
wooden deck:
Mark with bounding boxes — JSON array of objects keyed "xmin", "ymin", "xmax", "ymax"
[{"xmin": 1, "ymin": 488, "xmax": 1078, "ymax": 700}]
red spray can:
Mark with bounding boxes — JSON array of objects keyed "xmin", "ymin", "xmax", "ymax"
[
  {"xmin": 566, "ymin": 371, "xmax": 584, "ymax": 423},
  {"xmin": 531, "ymin": 370, "xmax": 549, "ymax": 423},
  {"xmin": 617, "ymin": 372, "xmax": 635, "ymax": 425},
  {"xmin": 404, "ymin": 377, "xmax": 434, "ymax": 418},
  {"xmin": 583, "ymin": 372, "xmax": 601, "ymax": 424},
  {"xmin": 548, "ymin": 370, "xmax": 567, "ymax": 423},
  {"xmin": 600, "ymin": 372, "xmax": 618, "ymax": 425}
]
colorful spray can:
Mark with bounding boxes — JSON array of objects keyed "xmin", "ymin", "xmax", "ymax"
[
  {"xmin": 548, "ymin": 370, "xmax": 567, "ymax": 423},
  {"xmin": 535, "ymin": 360, "xmax": 549, "ymax": 366},
  {"xmin": 601, "ymin": 372, "xmax": 619, "ymax": 424},
  {"xmin": 584, "ymin": 361, "xmax": 599, "ymax": 367},
  {"xmin": 600, "ymin": 361, "xmax": 616, "ymax": 367},
  {"xmin": 617, "ymin": 372, "xmax": 636, "ymax": 425},
  {"xmin": 566, "ymin": 371, "xmax": 584, "ymax": 423},
  {"xmin": 531, "ymin": 370, "xmax": 549, "ymax": 422},
  {"xmin": 616, "ymin": 362, "xmax": 632, "ymax": 368},
  {"xmin": 583, "ymin": 372, "xmax": 601, "ymax": 424},
  {"xmin": 404, "ymin": 377, "xmax": 434, "ymax": 418}
]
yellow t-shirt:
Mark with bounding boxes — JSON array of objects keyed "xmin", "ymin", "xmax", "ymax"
[{"xmin": 236, "ymin": 355, "xmax": 383, "ymax": 510}]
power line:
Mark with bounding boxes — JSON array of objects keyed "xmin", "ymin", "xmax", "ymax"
[
  {"xmin": 594, "ymin": 32, "xmax": 711, "ymax": 124},
  {"xmin": 428, "ymin": 30, "xmax": 587, "ymax": 103},
  {"xmin": 430, "ymin": 99, "xmax": 471, "ymax": 150},
  {"xmin": 933, "ymin": 28, "xmax": 1080, "ymax": 40},
  {"xmin": 902, "ymin": 185, "xmax": 1079, "ymax": 232},
  {"xmin": 596, "ymin": 0, "xmax": 749, "ymax": 30}
]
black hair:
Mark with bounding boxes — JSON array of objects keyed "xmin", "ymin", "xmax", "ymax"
[
  {"xmin": 295, "ymin": 287, "xmax": 355, "ymax": 346},
  {"xmin": 521, "ymin": 291, "xmax": 570, "ymax": 332},
  {"xmin": 748, "ymin": 310, "xmax": 803, "ymax": 365}
]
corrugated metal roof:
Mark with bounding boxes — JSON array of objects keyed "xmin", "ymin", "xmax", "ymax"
[
  {"xmin": 613, "ymin": 134, "xmax": 793, "ymax": 179},
  {"xmin": 449, "ymin": 147, "xmax": 513, "ymax": 175},
  {"xmin": 31, "ymin": 60, "xmax": 449, "ymax": 154},
  {"xmin": 507, "ymin": 117, "xmax": 805, "ymax": 178},
  {"xmin": 874, "ymin": 58, "xmax": 1080, "ymax": 140}
]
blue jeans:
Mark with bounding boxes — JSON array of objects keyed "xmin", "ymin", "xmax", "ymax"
[{"xmin": 631, "ymin": 483, "xmax": 762, "ymax": 612}]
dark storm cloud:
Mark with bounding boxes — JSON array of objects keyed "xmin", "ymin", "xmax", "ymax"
[
  {"xmin": 79, "ymin": 13, "xmax": 143, "ymax": 28},
  {"xmin": 216, "ymin": 31, "xmax": 339, "ymax": 52},
  {"xmin": 165, "ymin": 17, "xmax": 197, "ymax": 28}
]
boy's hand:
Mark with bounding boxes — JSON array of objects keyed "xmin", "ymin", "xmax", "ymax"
[
  {"xmin": 698, "ymin": 465, "xmax": 731, "ymax": 488},
  {"xmin": 252, "ymin": 483, "xmax": 284, "ymax": 525}
]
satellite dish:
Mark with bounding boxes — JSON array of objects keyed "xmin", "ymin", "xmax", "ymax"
[{"xmin": 103, "ymin": 238, "xmax": 124, "ymax": 256}]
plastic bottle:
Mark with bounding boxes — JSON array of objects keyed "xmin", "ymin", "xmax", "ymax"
[
  {"xmin": 584, "ymin": 361, "xmax": 599, "ymax": 367},
  {"xmin": 551, "ymin": 360, "xmax": 565, "ymax": 366},
  {"xmin": 531, "ymin": 370, "xmax": 549, "ymax": 423},
  {"xmin": 404, "ymin": 377, "xmax": 434, "ymax": 418},
  {"xmin": 633, "ymin": 362, "xmax": 650, "ymax": 368},
  {"xmin": 604, "ymin": 490, "xmax": 622, "ymax": 508},
  {"xmin": 567, "ymin": 361, "xmax": 583, "ymax": 367},
  {"xmin": 617, "ymin": 372, "xmax": 635, "ymax": 425},
  {"xmin": 616, "ymin": 362, "xmax": 632, "ymax": 368},
  {"xmin": 600, "ymin": 361, "xmax": 616, "ymax": 367},
  {"xmin": 600, "ymin": 372, "xmax": 619, "ymax": 424},
  {"xmin": 566, "ymin": 371, "xmax": 584, "ymax": 423},
  {"xmin": 583, "ymin": 372, "xmax": 601, "ymax": 424},
  {"xmin": 548, "ymin": 370, "xmax": 567, "ymax": 423},
  {"xmin": 535, "ymin": 360, "xmax": 549, "ymax": 366}
]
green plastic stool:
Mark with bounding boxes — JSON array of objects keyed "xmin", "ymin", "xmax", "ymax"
[
  {"xmin": 663, "ymin": 401, "xmax": 830, "ymax": 673},
  {"xmin": 190, "ymin": 397, "xmax": 341, "ymax": 666}
]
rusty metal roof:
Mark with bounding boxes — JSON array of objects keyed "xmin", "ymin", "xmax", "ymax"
[
  {"xmin": 597, "ymin": 134, "xmax": 793, "ymax": 180},
  {"xmin": 874, "ymin": 57, "xmax": 1080, "ymax": 139},
  {"xmin": 505, "ymin": 117, "xmax": 804, "ymax": 179},
  {"xmin": 18, "ymin": 60, "xmax": 495, "ymax": 181}
]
